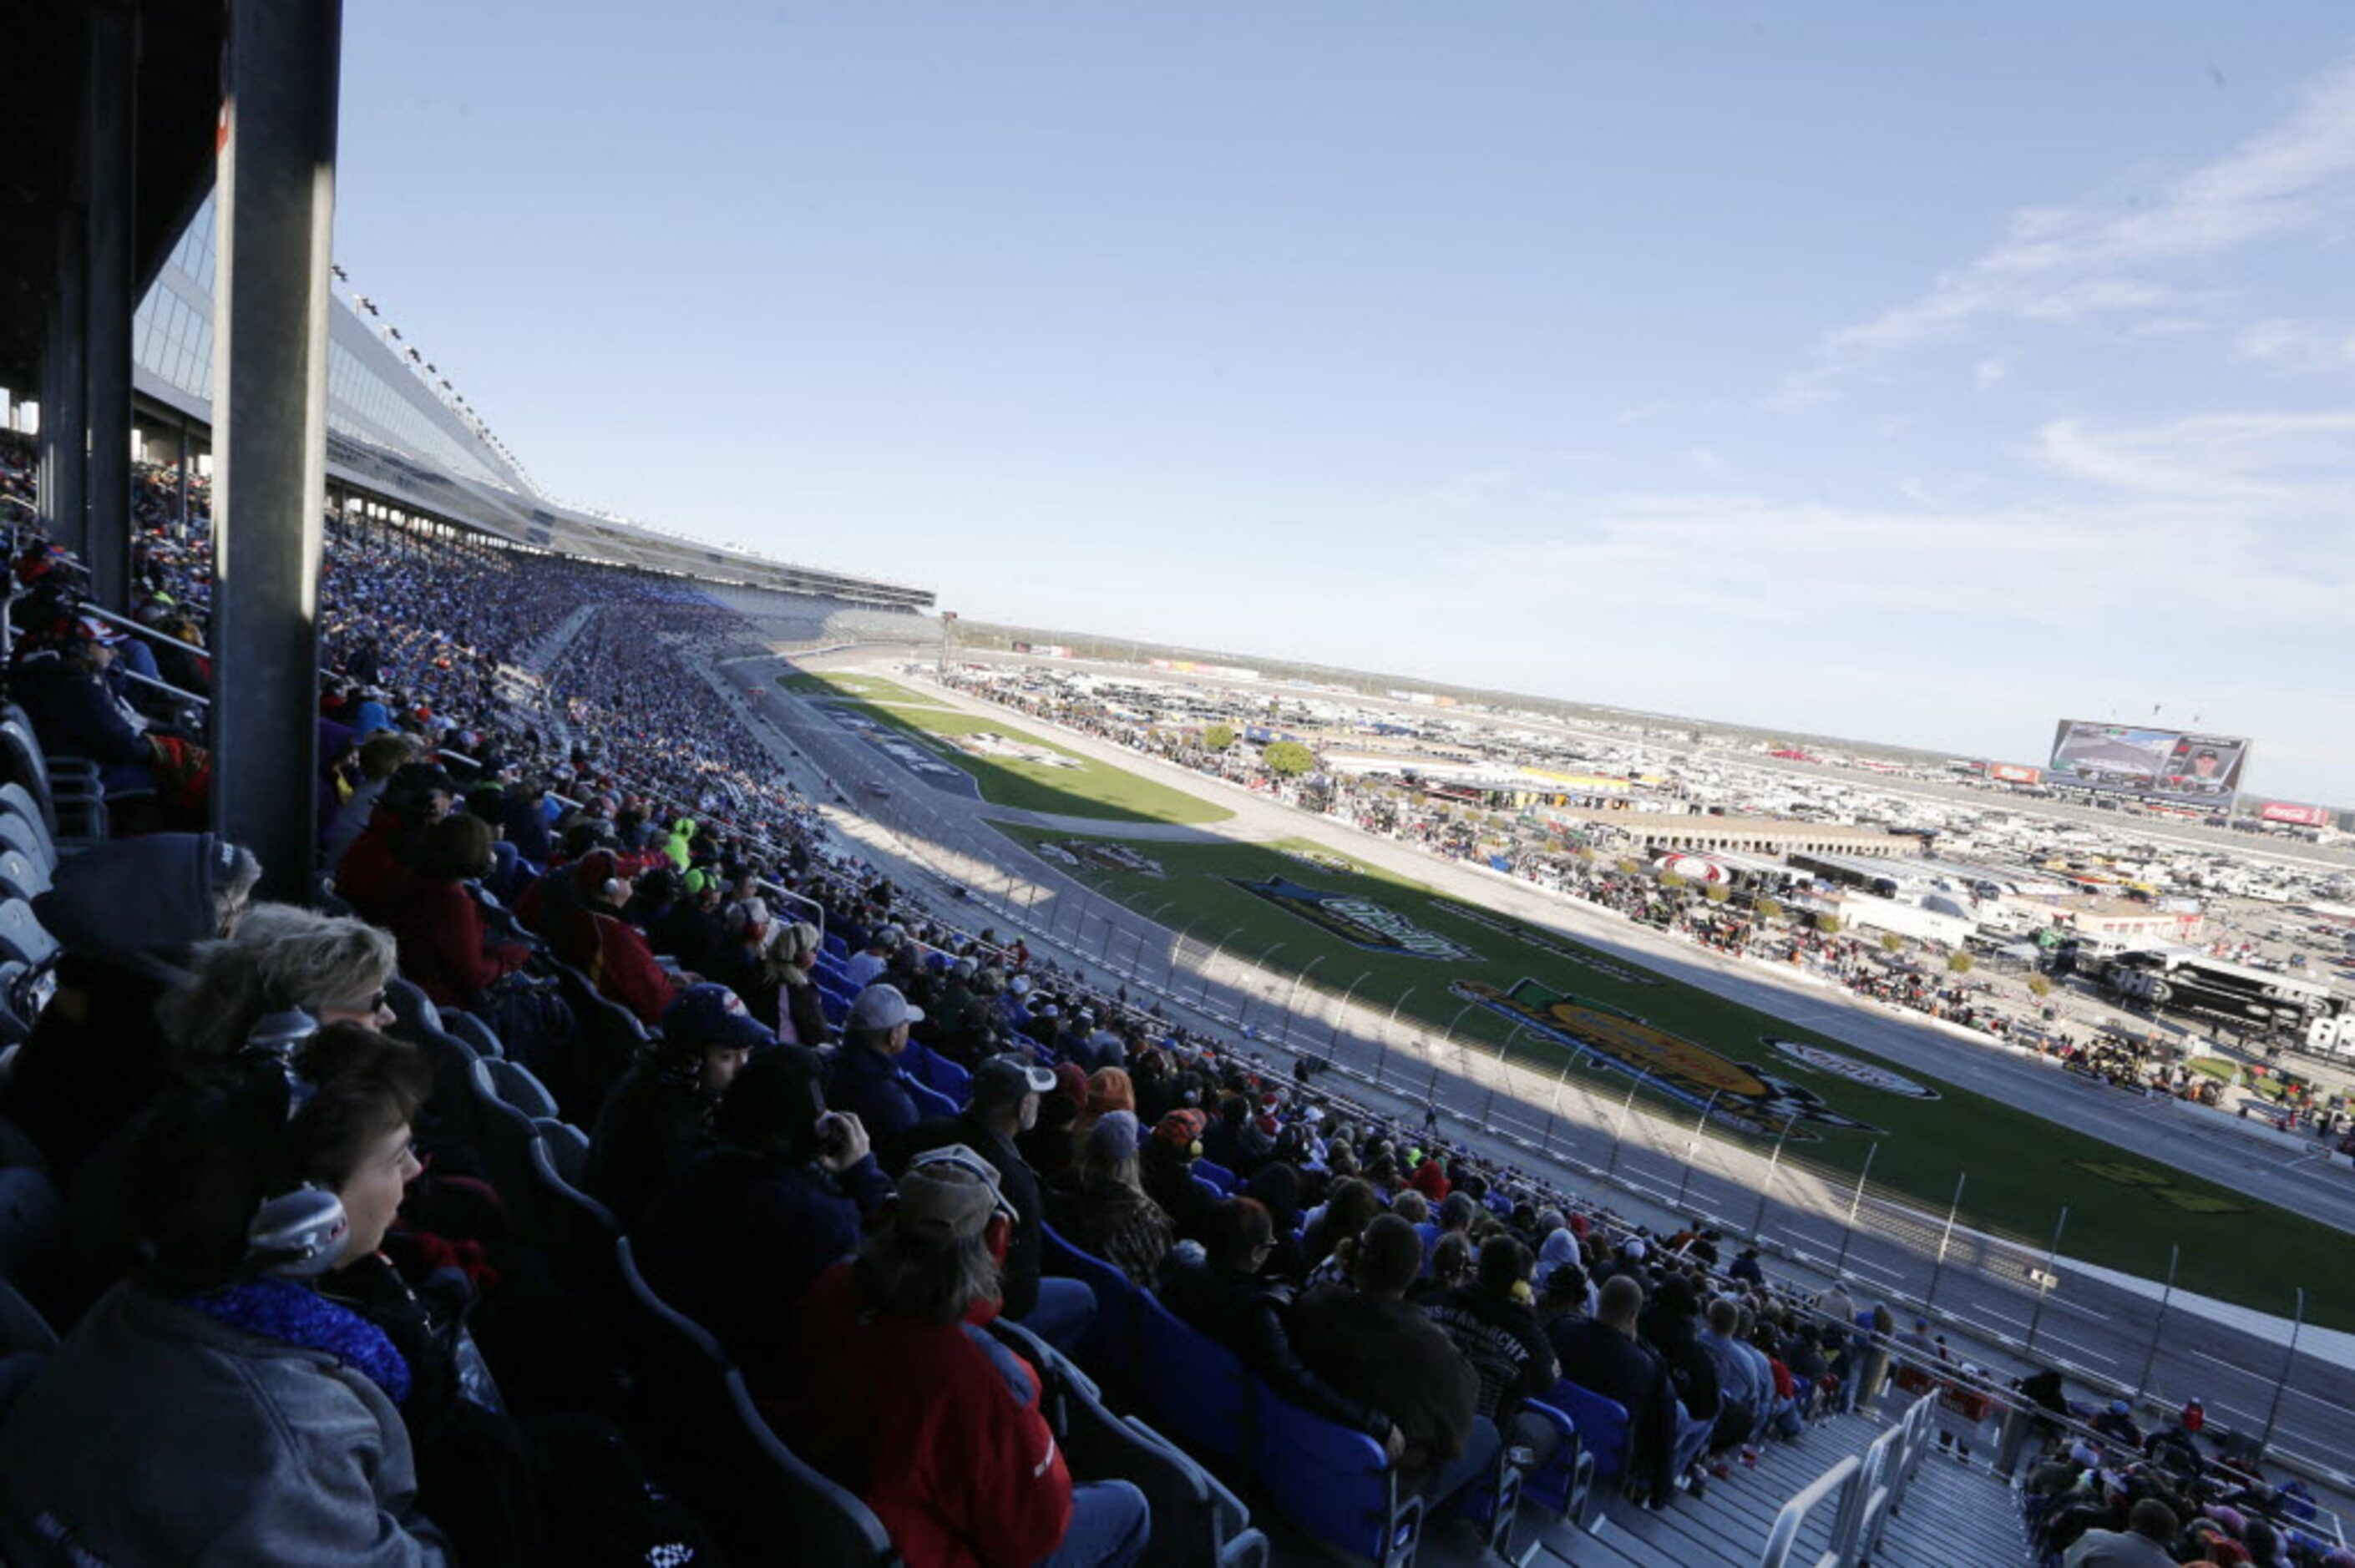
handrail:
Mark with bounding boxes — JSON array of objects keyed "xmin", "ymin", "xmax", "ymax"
[
  {"xmin": 122, "ymin": 668, "xmax": 209, "ymax": 707},
  {"xmin": 1759, "ymin": 1393, "xmax": 1938, "ymax": 1568},
  {"xmin": 1758, "ymin": 1452, "xmax": 1858, "ymax": 1568},
  {"xmin": 78, "ymin": 603, "xmax": 208, "ymax": 659}
]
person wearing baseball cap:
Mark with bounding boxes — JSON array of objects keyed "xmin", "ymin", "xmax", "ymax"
[
  {"xmin": 824, "ymin": 983, "xmax": 926, "ymax": 1155},
  {"xmin": 584, "ymin": 983, "xmax": 771, "ymax": 1226},
  {"xmin": 778, "ymin": 1148, "xmax": 1152, "ymax": 1567},
  {"xmin": 900, "ymin": 1051, "xmax": 1097, "ymax": 1357}
]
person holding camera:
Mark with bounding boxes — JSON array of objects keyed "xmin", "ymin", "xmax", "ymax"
[{"xmin": 634, "ymin": 1046, "xmax": 889, "ymax": 1387}]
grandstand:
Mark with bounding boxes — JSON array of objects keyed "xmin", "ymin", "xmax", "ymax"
[{"xmin": 0, "ymin": 6, "xmax": 2342, "ymax": 1567}]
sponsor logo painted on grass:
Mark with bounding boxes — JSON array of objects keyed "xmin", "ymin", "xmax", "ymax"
[
  {"xmin": 1042, "ymin": 840, "xmax": 1166, "ymax": 878},
  {"xmin": 1433, "ymin": 899, "xmax": 1659, "ymax": 987},
  {"xmin": 1280, "ymin": 847, "xmax": 1360, "ymax": 874},
  {"xmin": 1229, "ymin": 874, "xmax": 1478, "ymax": 961},
  {"xmin": 2068, "ymin": 1160, "xmax": 2247, "ymax": 1214},
  {"xmin": 1450, "ymin": 978, "xmax": 1877, "ymax": 1140},
  {"xmin": 1760, "ymin": 1037, "xmax": 1942, "ymax": 1100}
]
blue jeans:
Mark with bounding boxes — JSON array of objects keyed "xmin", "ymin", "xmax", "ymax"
[
  {"xmin": 1039, "ymin": 1479, "xmax": 1150, "ymax": 1568},
  {"xmin": 1020, "ymin": 1277, "xmax": 1097, "ymax": 1358},
  {"xmin": 1671, "ymin": 1403, "xmax": 1715, "ymax": 1479},
  {"xmin": 1425, "ymin": 1414, "xmax": 1503, "ymax": 1502}
]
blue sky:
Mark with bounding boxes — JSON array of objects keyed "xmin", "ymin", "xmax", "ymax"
[{"xmin": 336, "ymin": 5, "xmax": 2355, "ymax": 803}]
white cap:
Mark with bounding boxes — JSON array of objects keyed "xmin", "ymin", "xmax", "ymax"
[{"xmin": 848, "ymin": 983, "xmax": 924, "ymax": 1032}]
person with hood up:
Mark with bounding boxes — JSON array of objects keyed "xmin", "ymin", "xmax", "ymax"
[{"xmin": 0, "ymin": 833, "xmax": 261, "ymax": 1178}]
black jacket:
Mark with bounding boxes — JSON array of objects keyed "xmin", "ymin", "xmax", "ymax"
[
  {"xmin": 1157, "ymin": 1257, "xmax": 1390, "ymax": 1443},
  {"xmin": 1291, "ymin": 1285, "xmax": 1479, "ymax": 1495},
  {"xmin": 1547, "ymin": 1317, "xmax": 1680, "ymax": 1501},
  {"xmin": 1422, "ymin": 1283, "xmax": 1559, "ymax": 1422}
]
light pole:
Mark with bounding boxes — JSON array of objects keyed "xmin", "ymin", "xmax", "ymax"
[
  {"xmin": 1196, "ymin": 925, "xmax": 1248, "ymax": 1006},
  {"xmin": 1279, "ymin": 954, "xmax": 1329, "ymax": 1050},
  {"xmin": 1325, "ymin": 970, "xmax": 1376, "ymax": 1063}
]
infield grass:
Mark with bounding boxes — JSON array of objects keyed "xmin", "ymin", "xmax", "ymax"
[
  {"xmin": 789, "ymin": 678, "xmax": 1233, "ymax": 827},
  {"xmin": 998, "ymin": 823, "xmax": 2352, "ymax": 1326}
]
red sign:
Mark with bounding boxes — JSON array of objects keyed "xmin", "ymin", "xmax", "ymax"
[
  {"xmin": 1988, "ymin": 762, "xmax": 2041, "ymax": 785},
  {"xmin": 2260, "ymin": 802, "xmax": 2332, "ymax": 827}
]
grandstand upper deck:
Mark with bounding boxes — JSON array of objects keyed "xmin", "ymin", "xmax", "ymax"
[{"xmin": 119, "ymin": 194, "xmax": 934, "ymax": 614}]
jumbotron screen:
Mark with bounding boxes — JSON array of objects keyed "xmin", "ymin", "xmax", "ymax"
[{"xmin": 2046, "ymin": 721, "xmax": 2251, "ymax": 806}]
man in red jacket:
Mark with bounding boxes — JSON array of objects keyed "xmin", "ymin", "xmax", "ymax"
[
  {"xmin": 777, "ymin": 1146, "xmax": 1150, "ymax": 1568},
  {"xmin": 552, "ymin": 850, "xmax": 681, "ymax": 1026}
]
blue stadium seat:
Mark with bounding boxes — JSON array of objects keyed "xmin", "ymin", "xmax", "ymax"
[
  {"xmin": 821, "ymin": 933, "xmax": 850, "ymax": 962},
  {"xmin": 1192, "ymin": 1158, "xmax": 1239, "ymax": 1196},
  {"xmin": 1060, "ymin": 1379, "xmax": 1269, "ymax": 1568},
  {"xmin": 1134, "ymin": 1289, "xmax": 1251, "ymax": 1469},
  {"xmin": 1517, "ymin": 1399, "xmax": 1595, "ymax": 1522},
  {"xmin": 1041, "ymin": 1224, "xmax": 1140, "ymax": 1381},
  {"xmin": 0, "ymin": 787, "xmax": 58, "ymax": 873},
  {"xmin": 0, "ymin": 903, "xmax": 58, "ymax": 975},
  {"xmin": 467, "ymin": 1056, "xmax": 545, "ymax": 1233},
  {"xmin": 484, "ymin": 1056, "xmax": 560, "ymax": 1120},
  {"xmin": 1538, "ymin": 1376, "xmax": 1629, "ymax": 1498},
  {"xmin": 1249, "ymin": 1378, "xmax": 1424, "ymax": 1568},
  {"xmin": 443, "ymin": 1009, "xmax": 506, "ymax": 1060},
  {"xmin": 385, "ymin": 976, "xmax": 443, "ymax": 1038},
  {"xmin": 902, "ymin": 1075, "xmax": 959, "ymax": 1120},
  {"xmin": 0, "ymin": 849, "xmax": 51, "ymax": 905},
  {"xmin": 901, "ymin": 1042, "xmax": 972, "ymax": 1105},
  {"xmin": 615, "ymin": 1236, "xmax": 900, "ymax": 1566}
]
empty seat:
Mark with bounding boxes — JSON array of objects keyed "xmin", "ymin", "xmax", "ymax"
[
  {"xmin": 1192, "ymin": 1158, "xmax": 1239, "ymax": 1196},
  {"xmin": 614, "ymin": 1236, "xmax": 900, "ymax": 1565},
  {"xmin": 1057, "ymin": 1366, "xmax": 1269, "ymax": 1568},
  {"xmin": 467, "ymin": 1057, "xmax": 544, "ymax": 1232},
  {"xmin": 529, "ymin": 1125, "xmax": 621, "ymax": 1311},
  {"xmin": 483, "ymin": 1057, "xmax": 560, "ymax": 1120},
  {"xmin": 0, "ymin": 787, "xmax": 57, "ymax": 872},
  {"xmin": 0, "ymin": 903, "xmax": 58, "ymax": 974},
  {"xmin": 443, "ymin": 1009, "xmax": 506, "ymax": 1060},
  {"xmin": 385, "ymin": 978, "xmax": 443, "ymax": 1038},
  {"xmin": 1135, "ymin": 1290, "xmax": 1251, "ymax": 1468},
  {"xmin": 1041, "ymin": 1225, "xmax": 1141, "ymax": 1380},
  {"xmin": 0, "ymin": 850, "xmax": 51, "ymax": 905},
  {"xmin": 1537, "ymin": 1376, "xmax": 1629, "ymax": 1498}
]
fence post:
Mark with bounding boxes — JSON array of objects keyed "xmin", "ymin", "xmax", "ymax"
[
  {"xmin": 2024, "ymin": 1206, "xmax": 2069, "ymax": 1353},
  {"xmin": 2133, "ymin": 1245, "xmax": 2180, "ymax": 1402},
  {"xmin": 1755, "ymin": 1113, "xmax": 1798, "ymax": 1235},
  {"xmin": 1604, "ymin": 1078, "xmax": 1642, "ymax": 1179},
  {"xmin": 2258, "ymin": 1286, "xmax": 2306, "ymax": 1455},
  {"xmin": 1924, "ymin": 1173, "xmax": 1968, "ymax": 1308},
  {"xmin": 1673, "ymin": 1091, "xmax": 1721, "ymax": 1213},
  {"xmin": 1834, "ymin": 1142, "xmax": 1881, "ymax": 1276}
]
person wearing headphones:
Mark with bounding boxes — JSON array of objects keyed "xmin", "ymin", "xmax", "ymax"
[
  {"xmin": 0, "ymin": 1023, "xmax": 448, "ymax": 1563},
  {"xmin": 776, "ymin": 1147, "xmax": 1151, "ymax": 1568}
]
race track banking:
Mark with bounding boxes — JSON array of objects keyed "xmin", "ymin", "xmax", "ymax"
[{"xmin": 732, "ymin": 650, "xmax": 2355, "ymax": 1492}]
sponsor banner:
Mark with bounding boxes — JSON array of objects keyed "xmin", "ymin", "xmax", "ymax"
[
  {"xmin": 1449, "ymin": 979, "xmax": 1877, "ymax": 1140},
  {"xmin": 1044, "ymin": 839, "xmax": 1165, "ymax": 878},
  {"xmin": 1988, "ymin": 762, "xmax": 2041, "ymax": 785},
  {"xmin": 1434, "ymin": 901, "xmax": 1659, "ymax": 987},
  {"xmin": 1760, "ymin": 1037, "xmax": 1941, "ymax": 1100},
  {"xmin": 2260, "ymin": 802, "xmax": 2332, "ymax": 827},
  {"xmin": 1228, "ymin": 875, "xmax": 1477, "ymax": 960}
]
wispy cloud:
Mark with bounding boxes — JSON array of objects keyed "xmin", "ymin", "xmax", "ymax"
[
  {"xmin": 2236, "ymin": 316, "xmax": 2355, "ymax": 372},
  {"xmin": 1779, "ymin": 57, "xmax": 2355, "ymax": 403}
]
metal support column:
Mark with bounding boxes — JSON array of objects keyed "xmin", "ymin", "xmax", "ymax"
[
  {"xmin": 41, "ymin": 224, "xmax": 89, "ymax": 549},
  {"xmin": 82, "ymin": 2, "xmax": 139, "ymax": 609},
  {"xmin": 210, "ymin": 0, "xmax": 343, "ymax": 898}
]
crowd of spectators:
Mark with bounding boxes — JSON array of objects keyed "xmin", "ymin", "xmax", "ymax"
[{"xmin": 0, "ymin": 435, "xmax": 2342, "ymax": 1565}]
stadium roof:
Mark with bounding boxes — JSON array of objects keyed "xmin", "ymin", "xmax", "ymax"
[{"xmin": 126, "ymin": 196, "xmax": 934, "ymax": 612}]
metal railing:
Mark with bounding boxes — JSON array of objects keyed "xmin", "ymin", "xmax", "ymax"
[{"xmin": 1759, "ymin": 1393, "xmax": 1937, "ymax": 1568}]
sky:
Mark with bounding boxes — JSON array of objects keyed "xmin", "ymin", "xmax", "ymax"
[{"xmin": 334, "ymin": 4, "xmax": 2355, "ymax": 804}]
